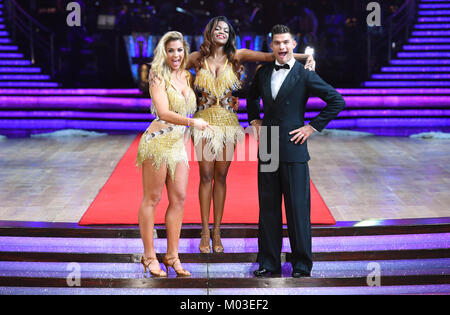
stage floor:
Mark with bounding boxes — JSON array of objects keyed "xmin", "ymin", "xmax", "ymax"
[{"xmin": 0, "ymin": 133, "xmax": 449, "ymax": 223}]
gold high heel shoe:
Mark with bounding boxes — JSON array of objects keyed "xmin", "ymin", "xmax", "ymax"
[
  {"xmin": 141, "ymin": 256, "xmax": 167, "ymax": 277},
  {"xmin": 163, "ymin": 256, "xmax": 191, "ymax": 277},
  {"xmin": 199, "ymin": 230, "xmax": 211, "ymax": 254},
  {"xmin": 212, "ymin": 229, "xmax": 224, "ymax": 253}
]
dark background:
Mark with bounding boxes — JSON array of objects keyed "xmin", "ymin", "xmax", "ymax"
[{"xmin": 15, "ymin": 0, "xmax": 407, "ymax": 89}]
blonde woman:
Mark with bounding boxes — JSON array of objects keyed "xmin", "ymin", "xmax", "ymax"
[{"xmin": 136, "ymin": 31, "xmax": 212, "ymax": 277}]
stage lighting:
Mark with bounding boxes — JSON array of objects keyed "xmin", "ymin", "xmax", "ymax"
[
  {"xmin": 97, "ymin": 14, "xmax": 116, "ymax": 30},
  {"xmin": 305, "ymin": 46, "xmax": 314, "ymax": 56}
]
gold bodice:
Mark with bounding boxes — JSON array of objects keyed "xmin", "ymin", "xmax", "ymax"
[
  {"xmin": 194, "ymin": 59, "xmax": 241, "ymax": 108},
  {"xmin": 191, "ymin": 60, "xmax": 244, "ymax": 158},
  {"xmin": 136, "ymin": 71, "xmax": 197, "ymax": 179},
  {"xmin": 151, "ymin": 71, "xmax": 197, "ymax": 119}
]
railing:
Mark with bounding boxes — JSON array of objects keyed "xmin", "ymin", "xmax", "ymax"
[
  {"xmin": 4, "ymin": 0, "xmax": 55, "ymax": 77},
  {"xmin": 367, "ymin": 0, "xmax": 416, "ymax": 78}
]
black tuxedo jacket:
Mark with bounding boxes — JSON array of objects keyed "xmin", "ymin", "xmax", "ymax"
[{"xmin": 246, "ymin": 60, "xmax": 346, "ymax": 163}]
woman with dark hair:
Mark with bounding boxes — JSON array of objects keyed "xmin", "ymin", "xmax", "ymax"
[{"xmin": 186, "ymin": 16, "xmax": 315, "ymax": 254}]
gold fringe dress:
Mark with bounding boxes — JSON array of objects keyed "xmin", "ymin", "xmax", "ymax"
[
  {"xmin": 192, "ymin": 59, "xmax": 244, "ymax": 157},
  {"xmin": 136, "ymin": 71, "xmax": 197, "ymax": 180}
]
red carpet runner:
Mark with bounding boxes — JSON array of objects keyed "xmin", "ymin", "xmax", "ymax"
[{"xmin": 79, "ymin": 134, "xmax": 336, "ymax": 225}]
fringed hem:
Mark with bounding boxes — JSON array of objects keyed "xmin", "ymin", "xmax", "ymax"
[
  {"xmin": 191, "ymin": 125, "xmax": 245, "ymax": 158},
  {"xmin": 136, "ymin": 132, "xmax": 188, "ymax": 180},
  {"xmin": 136, "ymin": 154, "xmax": 189, "ymax": 181}
]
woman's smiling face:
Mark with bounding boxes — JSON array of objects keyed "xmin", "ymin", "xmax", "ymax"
[
  {"xmin": 166, "ymin": 39, "xmax": 184, "ymax": 70},
  {"xmin": 212, "ymin": 20, "xmax": 229, "ymax": 46}
]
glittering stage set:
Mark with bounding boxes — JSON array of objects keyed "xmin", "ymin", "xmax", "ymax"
[{"xmin": 0, "ymin": 0, "xmax": 449, "ymax": 295}]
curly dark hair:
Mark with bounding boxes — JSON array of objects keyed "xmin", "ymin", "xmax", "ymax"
[{"xmin": 195, "ymin": 16, "xmax": 243, "ymax": 77}]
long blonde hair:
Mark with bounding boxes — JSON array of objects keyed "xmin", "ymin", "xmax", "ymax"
[{"xmin": 150, "ymin": 31, "xmax": 190, "ymax": 87}]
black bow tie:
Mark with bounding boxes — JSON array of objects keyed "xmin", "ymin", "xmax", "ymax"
[{"xmin": 274, "ymin": 63, "xmax": 290, "ymax": 71}]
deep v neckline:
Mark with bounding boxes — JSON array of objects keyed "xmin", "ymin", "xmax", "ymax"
[
  {"xmin": 204, "ymin": 59, "xmax": 229, "ymax": 80},
  {"xmin": 169, "ymin": 73, "xmax": 191, "ymax": 103}
]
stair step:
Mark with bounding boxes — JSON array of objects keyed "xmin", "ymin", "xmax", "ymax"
[
  {"xmin": 398, "ymin": 52, "xmax": 450, "ymax": 57},
  {"xmin": 413, "ymin": 30, "xmax": 450, "ymax": 36},
  {"xmin": 419, "ymin": 3, "xmax": 450, "ymax": 8},
  {"xmin": 0, "ymin": 233, "xmax": 448, "ymax": 254},
  {"xmin": 381, "ymin": 66, "xmax": 450, "ymax": 72},
  {"xmin": 1, "ymin": 95, "xmax": 449, "ymax": 110},
  {"xmin": 0, "ymin": 67, "xmax": 42, "ymax": 73},
  {"xmin": 418, "ymin": 10, "xmax": 450, "ymax": 15},
  {"xmin": 403, "ymin": 44, "xmax": 450, "ymax": 51},
  {"xmin": 1, "ymin": 285, "xmax": 449, "ymax": 295},
  {"xmin": 410, "ymin": 37, "xmax": 450, "ymax": 43},
  {"xmin": 0, "ymin": 53, "xmax": 24, "ymax": 58},
  {"xmin": 0, "ymin": 259, "xmax": 448, "ymax": 278},
  {"xmin": 1, "ymin": 88, "xmax": 449, "ymax": 97},
  {"xmin": 372, "ymin": 74, "xmax": 450, "ymax": 79},
  {"xmin": 1, "ymin": 118, "xmax": 449, "ymax": 133},
  {"xmin": 0, "ymin": 275, "xmax": 448, "ymax": 292},
  {"xmin": 0, "ymin": 60, "xmax": 32, "ymax": 65},
  {"xmin": 339, "ymin": 88, "xmax": 450, "ymax": 94},
  {"xmin": 418, "ymin": 17, "xmax": 450, "ymax": 22},
  {"xmin": 364, "ymin": 81, "xmax": 450, "ymax": 86},
  {"xmin": 0, "ymin": 74, "xmax": 51, "ymax": 80},
  {"xmin": 0, "ymin": 88, "xmax": 141, "ymax": 95},
  {"xmin": 0, "ymin": 82, "xmax": 59, "ymax": 87},
  {"xmin": 414, "ymin": 23, "xmax": 450, "ymax": 29},
  {"xmin": 1, "ymin": 109, "xmax": 449, "ymax": 121},
  {"xmin": 391, "ymin": 59, "xmax": 450, "ymax": 65},
  {"xmin": 0, "ymin": 45, "xmax": 18, "ymax": 51}
]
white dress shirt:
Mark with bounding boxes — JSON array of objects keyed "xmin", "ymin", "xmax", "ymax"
[
  {"xmin": 251, "ymin": 57, "xmax": 316, "ymax": 132},
  {"xmin": 271, "ymin": 57, "xmax": 296, "ymax": 100}
]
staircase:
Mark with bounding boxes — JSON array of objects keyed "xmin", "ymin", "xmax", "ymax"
[
  {"xmin": 0, "ymin": 0, "xmax": 144, "ymax": 138},
  {"xmin": 0, "ymin": 219, "xmax": 448, "ymax": 295},
  {"xmin": 1, "ymin": 0, "xmax": 450, "ymax": 137},
  {"xmin": 0, "ymin": 2, "xmax": 58, "ymax": 88},
  {"xmin": 364, "ymin": 0, "xmax": 450, "ymax": 88},
  {"xmin": 328, "ymin": 0, "xmax": 449, "ymax": 135}
]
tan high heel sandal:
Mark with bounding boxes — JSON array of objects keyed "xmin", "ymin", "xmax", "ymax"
[
  {"xmin": 163, "ymin": 256, "xmax": 191, "ymax": 277},
  {"xmin": 212, "ymin": 229, "xmax": 224, "ymax": 253},
  {"xmin": 199, "ymin": 230, "xmax": 211, "ymax": 253},
  {"xmin": 141, "ymin": 256, "xmax": 167, "ymax": 277}
]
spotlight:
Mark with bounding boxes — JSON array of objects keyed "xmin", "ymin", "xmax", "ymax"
[{"xmin": 305, "ymin": 46, "xmax": 314, "ymax": 56}]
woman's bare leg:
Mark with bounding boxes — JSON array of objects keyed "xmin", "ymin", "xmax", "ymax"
[
  {"xmin": 165, "ymin": 162, "xmax": 189, "ymax": 259},
  {"xmin": 195, "ymin": 140, "xmax": 215, "ymax": 232},
  {"xmin": 212, "ymin": 142, "xmax": 235, "ymax": 251},
  {"xmin": 138, "ymin": 159, "xmax": 167, "ymax": 270},
  {"xmin": 213, "ymin": 142, "xmax": 235, "ymax": 229}
]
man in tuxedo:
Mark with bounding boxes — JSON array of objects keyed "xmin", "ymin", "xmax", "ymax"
[{"xmin": 247, "ymin": 24, "xmax": 345, "ymax": 278}]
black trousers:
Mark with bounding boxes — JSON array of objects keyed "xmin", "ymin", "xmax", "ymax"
[{"xmin": 257, "ymin": 160, "xmax": 313, "ymax": 273}]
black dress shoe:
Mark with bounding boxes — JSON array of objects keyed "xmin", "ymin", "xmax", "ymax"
[
  {"xmin": 254, "ymin": 268, "xmax": 282, "ymax": 277},
  {"xmin": 292, "ymin": 271, "xmax": 311, "ymax": 278}
]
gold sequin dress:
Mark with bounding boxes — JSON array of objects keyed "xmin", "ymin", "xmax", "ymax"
[
  {"xmin": 136, "ymin": 71, "xmax": 197, "ymax": 180},
  {"xmin": 192, "ymin": 59, "xmax": 244, "ymax": 157}
]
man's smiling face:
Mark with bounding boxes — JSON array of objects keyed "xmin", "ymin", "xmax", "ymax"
[{"xmin": 270, "ymin": 32, "xmax": 297, "ymax": 65}]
